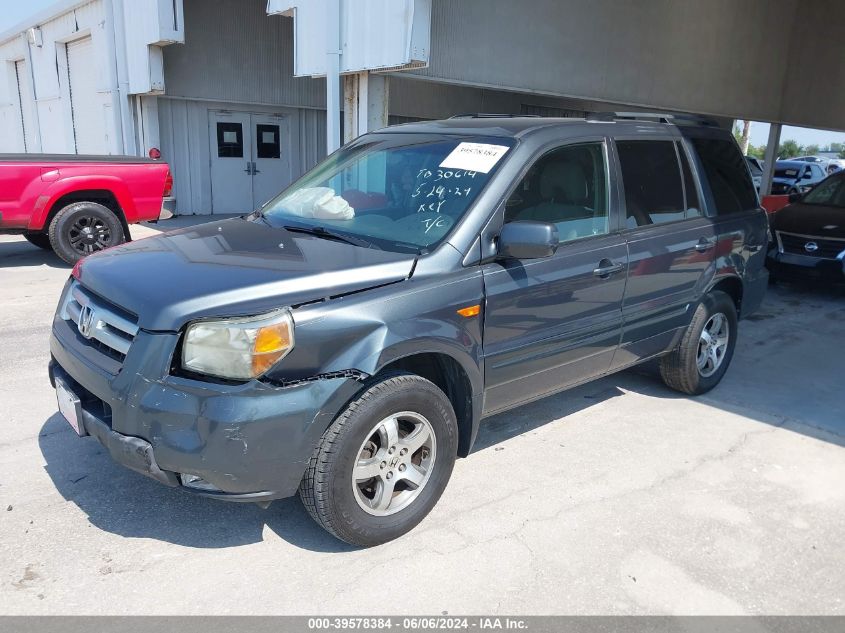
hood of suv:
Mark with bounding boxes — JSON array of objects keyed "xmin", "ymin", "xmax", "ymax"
[
  {"xmin": 74, "ymin": 217, "xmax": 416, "ymax": 330},
  {"xmin": 772, "ymin": 203, "xmax": 845, "ymax": 239}
]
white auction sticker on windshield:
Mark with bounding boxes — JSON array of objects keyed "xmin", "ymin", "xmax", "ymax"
[{"xmin": 439, "ymin": 142, "xmax": 510, "ymax": 174}]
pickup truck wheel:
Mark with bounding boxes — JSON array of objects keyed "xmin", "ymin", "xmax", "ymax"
[
  {"xmin": 299, "ymin": 372, "xmax": 458, "ymax": 547},
  {"xmin": 24, "ymin": 233, "xmax": 52, "ymax": 250},
  {"xmin": 659, "ymin": 290, "xmax": 738, "ymax": 395},
  {"xmin": 48, "ymin": 202, "xmax": 125, "ymax": 265}
]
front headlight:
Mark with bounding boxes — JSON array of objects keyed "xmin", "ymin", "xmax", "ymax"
[{"xmin": 182, "ymin": 310, "xmax": 294, "ymax": 380}]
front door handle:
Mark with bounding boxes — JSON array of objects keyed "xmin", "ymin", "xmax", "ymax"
[
  {"xmin": 252, "ymin": 161, "xmax": 261, "ymax": 175},
  {"xmin": 593, "ymin": 259, "xmax": 625, "ymax": 278},
  {"xmin": 695, "ymin": 237, "xmax": 716, "ymax": 252}
]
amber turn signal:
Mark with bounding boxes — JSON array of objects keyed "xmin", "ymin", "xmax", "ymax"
[
  {"xmin": 457, "ymin": 304, "xmax": 481, "ymax": 318},
  {"xmin": 252, "ymin": 320, "xmax": 294, "ymax": 375}
]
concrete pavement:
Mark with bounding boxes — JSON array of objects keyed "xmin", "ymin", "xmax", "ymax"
[{"xmin": 1, "ymin": 219, "xmax": 843, "ymax": 615}]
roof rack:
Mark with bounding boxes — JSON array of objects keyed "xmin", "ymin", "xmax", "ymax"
[
  {"xmin": 448, "ymin": 113, "xmax": 542, "ymax": 119},
  {"xmin": 586, "ymin": 111, "xmax": 719, "ymax": 127}
]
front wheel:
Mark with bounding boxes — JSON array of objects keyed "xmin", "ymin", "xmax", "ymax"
[
  {"xmin": 660, "ymin": 290, "xmax": 738, "ymax": 395},
  {"xmin": 299, "ymin": 372, "xmax": 458, "ymax": 547},
  {"xmin": 48, "ymin": 201, "xmax": 126, "ymax": 265}
]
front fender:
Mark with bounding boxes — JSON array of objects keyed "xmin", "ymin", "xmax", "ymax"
[{"xmin": 266, "ymin": 271, "xmax": 486, "ymax": 397}]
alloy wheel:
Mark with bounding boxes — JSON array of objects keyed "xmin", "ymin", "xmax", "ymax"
[
  {"xmin": 697, "ymin": 312, "xmax": 730, "ymax": 378},
  {"xmin": 69, "ymin": 216, "xmax": 112, "ymax": 255},
  {"xmin": 352, "ymin": 411, "xmax": 436, "ymax": 516}
]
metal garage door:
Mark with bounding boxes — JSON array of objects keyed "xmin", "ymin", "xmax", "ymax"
[
  {"xmin": 14, "ymin": 60, "xmax": 36, "ymax": 152},
  {"xmin": 66, "ymin": 37, "xmax": 106, "ymax": 154}
]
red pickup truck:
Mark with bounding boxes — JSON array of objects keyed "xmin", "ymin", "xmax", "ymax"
[{"xmin": 0, "ymin": 154, "xmax": 173, "ymax": 264}]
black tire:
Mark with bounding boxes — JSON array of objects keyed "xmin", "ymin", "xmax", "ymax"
[
  {"xmin": 48, "ymin": 201, "xmax": 125, "ymax": 265},
  {"xmin": 23, "ymin": 233, "xmax": 52, "ymax": 250},
  {"xmin": 659, "ymin": 290, "xmax": 738, "ymax": 395},
  {"xmin": 299, "ymin": 372, "xmax": 458, "ymax": 547}
]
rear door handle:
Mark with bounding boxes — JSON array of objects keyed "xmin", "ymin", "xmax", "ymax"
[
  {"xmin": 593, "ymin": 260, "xmax": 625, "ymax": 278},
  {"xmin": 695, "ymin": 237, "xmax": 716, "ymax": 252},
  {"xmin": 244, "ymin": 162, "xmax": 253, "ymax": 175}
]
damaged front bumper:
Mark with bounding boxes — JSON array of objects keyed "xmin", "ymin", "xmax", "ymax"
[{"xmin": 49, "ymin": 319, "xmax": 364, "ymax": 502}]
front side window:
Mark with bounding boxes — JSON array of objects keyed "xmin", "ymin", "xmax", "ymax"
[
  {"xmin": 260, "ymin": 135, "xmax": 513, "ymax": 253},
  {"xmin": 801, "ymin": 174, "xmax": 845, "ymax": 207},
  {"xmin": 692, "ymin": 138, "xmax": 758, "ymax": 215},
  {"xmin": 617, "ymin": 140, "xmax": 686, "ymax": 227},
  {"xmin": 504, "ymin": 142, "xmax": 609, "ymax": 242}
]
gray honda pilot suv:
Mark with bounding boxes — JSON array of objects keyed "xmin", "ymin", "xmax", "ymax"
[{"xmin": 49, "ymin": 114, "xmax": 769, "ymax": 546}]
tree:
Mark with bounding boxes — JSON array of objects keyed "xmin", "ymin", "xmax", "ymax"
[
  {"xmin": 777, "ymin": 139, "xmax": 803, "ymax": 159},
  {"xmin": 747, "ymin": 144, "xmax": 766, "ymax": 160},
  {"xmin": 805, "ymin": 144, "xmax": 820, "ymax": 156},
  {"xmin": 739, "ymin": 120, "xmax": 751, "ymax": 155},
  {"xmin": 840, "ymin": 148, "xmax": 845, "ymax": 160}
]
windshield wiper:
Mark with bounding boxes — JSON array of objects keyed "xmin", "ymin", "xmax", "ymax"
[{"xmin": 282, "ymin": 224, "xmax": 377, "ymax": 250}]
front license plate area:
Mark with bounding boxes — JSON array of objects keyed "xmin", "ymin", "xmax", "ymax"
[{"xmin": 56, "ymin": 378, "xmax": 86, "ymax": 437}]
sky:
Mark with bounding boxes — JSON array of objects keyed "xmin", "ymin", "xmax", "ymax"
[
  {"xmin": 0, "ymin": 0, "xmax": 57, "ymax": 33},
  {"xmin": 3, "ymin": 1, "xmax": 845, "ymax": 152},
  {"xmin": 747, "ymin": 121, "xmax": 845, "ymax": 151}
]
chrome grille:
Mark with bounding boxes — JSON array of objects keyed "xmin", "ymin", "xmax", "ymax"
[
  {"xmin": 776, "ymin": 231, "xmax": 845, "ymax": 260},
  {"xmin": 60, "ymin": 281, "xmax": 139, "ymax": 361}
]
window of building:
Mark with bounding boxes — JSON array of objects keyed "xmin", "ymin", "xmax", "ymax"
[
  {"xmin": 216, "ymin": 122, "xmax": 243, "ymax": 158},
  {"xmin": 504, "ymin": 142, "xmax": 609, "ymax": 243},
  {"xmin": 691, "ymin": 138, "xmax": 758, "ymax": 214},
  {"xmin": 616, "ymin": 140, "xmax": 686, "ymax": 227},
  {"xmin": 256, "ymin": 124, "xmax": 281, "ymax": 159}
]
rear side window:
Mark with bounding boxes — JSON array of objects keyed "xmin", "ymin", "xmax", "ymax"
[
  {"xmin": 616, "ymin": 140, "xmax": 686, "ymax": 227},
  {"xmin": 691, "ymin": 138, "xmax": 757, "ymax": 214}
]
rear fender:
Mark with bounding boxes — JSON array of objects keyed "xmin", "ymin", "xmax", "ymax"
[{"xmin": 28, "ymin": 176, "xmax": 137, "ymax": 230}]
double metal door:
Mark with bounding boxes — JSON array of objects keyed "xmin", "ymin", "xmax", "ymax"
[{"xmin": 209, "ymin": 111, "xmax": 291, "ymax": 214}]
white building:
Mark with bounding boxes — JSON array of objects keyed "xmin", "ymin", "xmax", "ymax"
[{"xmin": 2, "ymin": 0, "xmax": 844, "ymax": 215}]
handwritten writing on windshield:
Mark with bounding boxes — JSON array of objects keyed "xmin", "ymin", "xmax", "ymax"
[{"xmin": 412, "ymin": 168, "xmax": 478, "ymax": 214}]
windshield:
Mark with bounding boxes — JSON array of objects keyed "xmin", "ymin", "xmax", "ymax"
[
  {"xmin": 801, "ymin": 174, "xmax": 845, "ymax": 207},
  {"xmin": 259, "ymin": 134, "xmax": 514, "ymax": 253}
]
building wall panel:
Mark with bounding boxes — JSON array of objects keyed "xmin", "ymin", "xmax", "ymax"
[
  {"xmin": 162, "ymin": 0, "xmax": 325, "ymax": 110},
  {"xmin": 158, "ymin": 97, "xmax": 317, "ymax": 214},
  {"xmin": 411, "ymin": 0, "xmax": 799, "ymax": 125}
]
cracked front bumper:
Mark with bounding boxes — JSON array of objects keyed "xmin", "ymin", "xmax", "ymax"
[{"xmin": 49, "ymin": 319, "xmax": 363, "ymax": 501}]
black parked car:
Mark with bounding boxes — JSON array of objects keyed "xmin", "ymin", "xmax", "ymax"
[
  {"xmin": 770, "ymin": 160, "xmax": 828, "ymax": 195},
  {"xmin": 767, "ymin": 170, "xmax": 845, "ymax": 282},
  {"xmin": 49, "ymin": 114, "xmax": 769, "ymax": 546}
]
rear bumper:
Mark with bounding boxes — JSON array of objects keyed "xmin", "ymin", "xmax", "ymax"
[
  {"xmin": 159, "ymin": 198, "xmax": 176, "ymax": 220},
  {"xmin": 49, "ymin": 320, "xmax": 363, "ymax": 502}
]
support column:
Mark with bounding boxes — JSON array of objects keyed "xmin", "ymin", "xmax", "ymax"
[
  {"xmin": 343, "ymin": 71, "xmax": 389, "ymax": 143},
  {"xmin": 135, "ymin": 95, "xmax": 160, "ymax": 156},
  {"xmin": 325, "ymin": 0, "xmax": 341, "ymax": 154},
  {"xmin": 21, "ymin": 33, "xmax": 43, "ymax": 152},
  {"xmin": 760, "ymin": 123, "xmax": 781, "ymax": 197}
]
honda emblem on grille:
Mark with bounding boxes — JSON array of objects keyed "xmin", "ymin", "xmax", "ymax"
[
  {"xmin": 77, "ymin": 305, "xmax": 96, "ymax": 338},
  {"xmin": 804, "ymin": 241, "xmax": 819, "ymax": 253}
]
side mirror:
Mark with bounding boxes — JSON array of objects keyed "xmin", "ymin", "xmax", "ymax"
[
  {"xmin": 497, "ymin": 221, "xmax": 559, "ymax": 260},
  {"xmin": 788, "ymin": 192, "xmax": 802, "ymax": 203}
]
